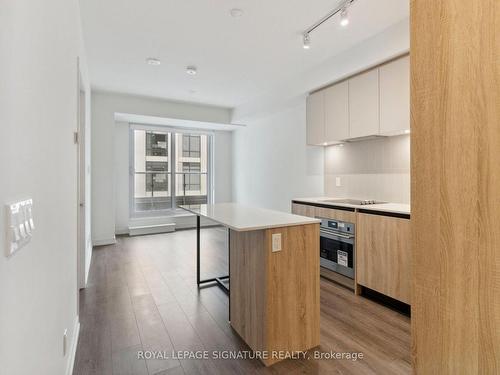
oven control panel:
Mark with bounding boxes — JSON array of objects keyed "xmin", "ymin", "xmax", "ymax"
[{"xmin": 320, "ymin": 218, "xmax": 355, "ymax": 235}]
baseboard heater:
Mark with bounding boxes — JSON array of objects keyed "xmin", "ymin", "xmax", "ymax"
[{"xmin": 128, "ymin": 223, "xmax": 176, "ymax": 236}]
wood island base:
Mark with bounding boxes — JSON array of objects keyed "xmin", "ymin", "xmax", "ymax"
[{"xmin": 229, "ymin": 223, "xmax": 320, "ymax": 366}]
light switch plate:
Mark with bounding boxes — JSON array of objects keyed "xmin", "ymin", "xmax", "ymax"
[
  {"xmin": 335, "ymin": 177, "xmax": 342, "ymax": 187},
  {"xmin": 5, "ymin": 199, "xmax": 34, "ymax": 257},
  {"xmin": 272, "ymin": 233, "xmax": 282, "ymax": 252}
]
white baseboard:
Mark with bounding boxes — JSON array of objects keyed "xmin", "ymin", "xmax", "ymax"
[
  {"xmin": 66, "ymin": 317, "xmax": 80, "ymax": 375},
  {"xmin": 175, "ymin": 222, "xmax": 224, "ymax": 230},
  {"xmin": 129, "ymin": 223, "xmax": 176, "ymax": 236},
  {"xmin": 84, "ymin": 245, "xmax": 92, "ymax": 287},
  {"xmin": 115, "ymin": 227, "xmax": 129, "ymax": 235},
  {"xmin": 92, "ymin": 237, "xmax": 116, "ymax": 246}
]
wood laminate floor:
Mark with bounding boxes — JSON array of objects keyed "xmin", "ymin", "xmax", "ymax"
[{"xmin": 73, "ymin": 227, "xmax": 411, "ymax": 375}]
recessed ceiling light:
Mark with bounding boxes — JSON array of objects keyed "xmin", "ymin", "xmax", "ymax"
[
  {"xmin": 230, "ymin": 8, "xmax": 244, "ymax": 17},
  {"xmin": 186, "ymin": 66, "xmax": 197, "ymax": 75},
  {"xmin": 146, "ymin": 57, "xmax": 161, "ymax": 66}
]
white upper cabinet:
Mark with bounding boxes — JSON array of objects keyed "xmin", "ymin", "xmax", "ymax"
[
  {"xmin": 324, "ymin": 81, "xmax": 349, "ymax": 142},
  {"xmin": 348, "ymin": 69, "xmax": 380, "ymax": 138},
  {"xmin": 379, "ymin": 56, "xmax": 410, "ymax": 134},
  {"xmin": 305, "ymin": 55, "xmax": 409, "ymax": 145},
  {"xmin": 306, "ymin": 90, "xmax": 325, "ymax": 145}
]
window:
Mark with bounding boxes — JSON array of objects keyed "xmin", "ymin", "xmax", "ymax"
[
  {"xmin": 182, "ymin": 135, "xmax": 201, "ymax": 158},
  {"xmin": 182, "ymin": 162, "xmax": 201, "ymax": 192},
  {"xmin": 146, "ymin": 132, "xmax": 168, "ymax": 156},
  {"xmin": 175, "ymin": 133, "xmax": 208, "ymax": 206},
  {"xmin": 130, "ymin": 127, "xmax": 211, "ymax": 216}
]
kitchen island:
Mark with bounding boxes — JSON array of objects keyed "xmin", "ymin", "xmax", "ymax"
[{"xmin": 180, "ymin": 203, "xmax": 321, "ymax": 366}]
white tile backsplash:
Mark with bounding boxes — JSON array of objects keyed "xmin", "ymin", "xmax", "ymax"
[{"xmin": 324, "ymin": 135, "xmax": 410, "ymax": 203}]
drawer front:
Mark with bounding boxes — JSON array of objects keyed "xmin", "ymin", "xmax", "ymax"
[
  {"xmin": 291, "ymin": 203, "xmax": 316, "ymax": 218},
  {"xmin": 292, "ymin": 203, "xmax": 357, "ymax": 223},
  {"xmin": 315, "ymin": 207, "xmax": 356, "ymax": 223}
]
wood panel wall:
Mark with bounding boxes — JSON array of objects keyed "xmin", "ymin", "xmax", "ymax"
[{"xmin": 411, "ymin": 0, "xmax": 500, "ymax": 373}]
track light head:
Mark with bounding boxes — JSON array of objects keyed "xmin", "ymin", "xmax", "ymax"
[
  {"xmin": 303, "ymin": 33, "xmax": 311, "ymax": 49},
  {"xmin": 340, "ymin": 7, "xmax": 349, "ymax": 26}
]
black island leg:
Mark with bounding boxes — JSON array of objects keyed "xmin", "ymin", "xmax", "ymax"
[
  {"xmin": 196, "ymin": 214, "xmax": 229, "ymax": 294},
  {"xmin": 196, "ymin": 215, "xmax": 200, "ymax": 285}
]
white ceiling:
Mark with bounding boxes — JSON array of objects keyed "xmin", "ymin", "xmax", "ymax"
[{"xmin": 79, "ymin": 0, "xmax": 409, "ymax": 110}]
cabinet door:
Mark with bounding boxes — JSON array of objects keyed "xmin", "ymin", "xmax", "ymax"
[
  {"xmin": 306, "ymin": 91, "xmax": 325, "ymax": 145},
  {"xmin": 379, "ymin": 56, "xmax": 410, "ymax": 134},
  {"xmin": 348, "ymin": 69, "xmax": 379, "ymax": 138},
  {"xmin": 324, "ymin": 81, "xmax": 349, "ymax": 142},
  {"xmin": 356, "ymin": 213, "xmax": 411, "ymax": 304}
]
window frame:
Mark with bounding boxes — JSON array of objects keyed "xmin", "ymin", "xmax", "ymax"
[{"xmin": 129, "ymin": 124, "xmax": 214, "ymax": 218}]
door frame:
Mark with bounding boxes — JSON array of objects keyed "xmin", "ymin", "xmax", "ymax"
[{"xmin": 76, "ymin": 58, "xmax": 87, "ymax": 290}]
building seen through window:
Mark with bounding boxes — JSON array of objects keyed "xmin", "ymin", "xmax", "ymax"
[{"xmin": 132, "ymin": 129, "xmax": 209, "ymax": 214}]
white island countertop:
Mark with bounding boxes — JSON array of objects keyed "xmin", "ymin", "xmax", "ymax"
[{"xmin": 180, "ymin": 203, "xmax": 320, "ymax": 232}]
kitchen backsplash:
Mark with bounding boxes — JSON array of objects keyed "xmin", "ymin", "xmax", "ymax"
[{"xmin": 324, "ymin": 134, "xmax": 410, "ymax": 203}]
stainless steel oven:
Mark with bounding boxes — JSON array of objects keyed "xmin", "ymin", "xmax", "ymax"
[{"xmin": 319, "ymin": 218, "xmax": 355, "ymax": 279}]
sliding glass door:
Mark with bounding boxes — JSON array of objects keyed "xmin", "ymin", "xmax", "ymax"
[{"xmin": 130, "ymin": 126, "xmax": 211, "ymax": 217}]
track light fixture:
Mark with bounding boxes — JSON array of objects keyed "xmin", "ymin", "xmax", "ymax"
[
  {"xmin": 340, "ymin": 7, "xmax": 349, "ymax": 26},
  {"xmin": 302, "ymin": 0, "xmax": 355, "ymax": 49},
  {"xmin": 303, "ymin": 33, "xmax": 311, "ymax": 49}
]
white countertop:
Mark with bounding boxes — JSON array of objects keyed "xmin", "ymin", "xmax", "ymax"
[
  {"xmin": 180, "ymin": 203, "xmax": 321, "ymax": 232},
  {"xmin": 293, "ymin": 197, "xmax": 411, "ymax": 215}
]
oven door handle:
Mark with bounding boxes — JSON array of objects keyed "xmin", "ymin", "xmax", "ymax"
[{"xmin": 320, "ymin": 230, "xmax": 354, "ymax": 240}]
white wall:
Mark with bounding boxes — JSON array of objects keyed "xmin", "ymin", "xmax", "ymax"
[
  {"xmin": 114, "ymin": 121, "xmax": 130, "ymax": 233},
  {"xmin": 92, "ymin": 91, "xmax": 232, "ymax": 243},
  {"xmin": 0, "ymin": 0, "xmax": 90, "ymax": 374},
  {"xmin": 232, "ymin": 18, "xmax": 409, "ymax": 122},
  {"xmin": 213, "ymin": 130, "xmax": 233, "ymax": 203},
  {"xmin": 114, "ymin": 123, "xmax": 232, "ymax": 233},
  {"xmin": 324, "ymin": 135, "xmax": 410, "ymax": 203},
  {"xmin": 233, "ymin": 99, "xmax": 324, "ymax": 212}
]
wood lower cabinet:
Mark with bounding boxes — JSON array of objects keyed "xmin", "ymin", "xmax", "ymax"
[
  {"xmin": 356, "ymin": 212, "xmax": 411, "ymax": 304},
  {"xmin": 292, "ymin": 202, "xmax": 411, "ymax": 303}
]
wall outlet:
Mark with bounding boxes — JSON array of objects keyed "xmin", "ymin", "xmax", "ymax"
[
  {"xmin": 335, "ymin": 177, "xmax": 342, "ymax": 187},
  {"xmin": 63, "ymin": 329, "xmax": 68, "ymax": 356},
  {"xmin": 272, "ymin": 233, "xmax": 282, "ymax": 252}
]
